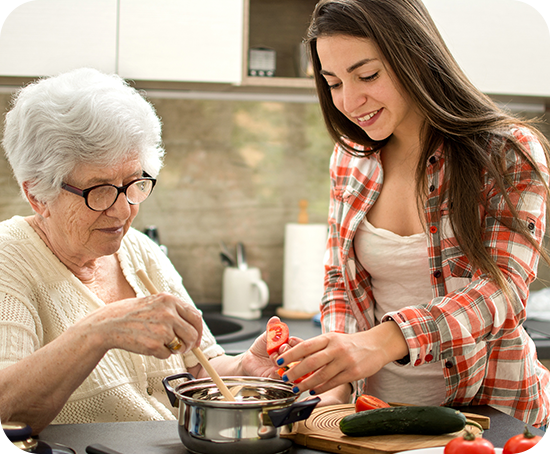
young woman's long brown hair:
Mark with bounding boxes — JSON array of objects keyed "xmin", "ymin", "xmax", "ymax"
[{"xmin": 306, "ymin": 0, "xmax": 550, "ymax": 295}]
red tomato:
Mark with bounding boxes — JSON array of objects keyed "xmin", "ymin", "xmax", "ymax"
[
  {"xmin": 277, "ymin": 361, "xmax": 313, "ymax": 383},
  {"xmin": 355, "ymin": 394, "xmax": 391, "ymax": 412},
  {"xmin": 503, "ymin": 426, "xmax": 542, "ymax": 454},
  {"xmin": 266, "ymin": 320, "xmax": 289, "ymax": 355},
  {"xmin": 444, "ymin": 431, "xmax": 495, "ymax": 454}
]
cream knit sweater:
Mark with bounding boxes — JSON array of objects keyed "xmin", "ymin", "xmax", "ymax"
[{"xmin": 0, "ymin": 216, "xmax": 224, "ymax": 424}]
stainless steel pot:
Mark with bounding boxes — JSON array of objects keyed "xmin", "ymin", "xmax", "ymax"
[{"xmin": 163, "ymin": 373, "xmax": 320, "ymax": 454}]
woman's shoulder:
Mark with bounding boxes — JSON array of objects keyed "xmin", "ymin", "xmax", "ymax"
[
  {"xmin": 505, "ymin": 124, "xmax": 547, "ymax": 167},
  {"xmin": 0, "ymin": 215, "xmax": 43, "ymax": 258},
  {"xmin": 331, "ymin": 140, "xmax": 379, "ymax": 173},
  {"xmin": 0, "ymin": 215, "xmax": 32, "ymax": 238}
]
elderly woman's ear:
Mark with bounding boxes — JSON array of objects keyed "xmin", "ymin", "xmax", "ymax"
[{"xmin": 22, "ymin": 181, "xmax": 50, "ymax": 218}]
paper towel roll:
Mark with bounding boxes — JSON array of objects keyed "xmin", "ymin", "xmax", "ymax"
[{"xmin": 282, "ymin": 223, "xmax": 328, "ymax": 314}]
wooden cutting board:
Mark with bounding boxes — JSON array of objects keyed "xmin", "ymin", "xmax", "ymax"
[{"xmin": 281, "ymin": 404, "xmax": 489, "ymax": 454}]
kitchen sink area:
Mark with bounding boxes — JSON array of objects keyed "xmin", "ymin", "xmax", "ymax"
[
  {"xmin": 199, "ymin": 305, "xmax": 322, "ymax": 355},
  {"xmin": 201, "ymin": 311, "xmax": 263, "ymax": 344}
]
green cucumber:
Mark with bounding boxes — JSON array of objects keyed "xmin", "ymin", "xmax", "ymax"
[{"xmin": 339, "ymin": 405, "xmax": 466, "ymax": 437}]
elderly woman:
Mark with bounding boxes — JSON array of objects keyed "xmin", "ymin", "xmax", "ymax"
[{"xmin": 0, "ymin": 68, "xmax": 281, "ymax": 434}]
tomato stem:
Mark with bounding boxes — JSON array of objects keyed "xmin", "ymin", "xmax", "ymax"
[{"xmin": 523, "ymin": 425, "xmax": 536, "ymax": 439}]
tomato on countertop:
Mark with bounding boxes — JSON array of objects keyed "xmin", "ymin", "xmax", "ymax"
[
  {"xmin": 355, "ymin": 394, "xmax": 391, "ymax": 412},
  {"xmin": 444, "ymin": 430, "xmax": 495, "ymax": 454},
  {"xmin": 503, "ymin": 426, "xmax": 542, "ymax": 454},
  {"xmin": 266, "ymin": 319, "xmax": 290, "ymax": 355}
]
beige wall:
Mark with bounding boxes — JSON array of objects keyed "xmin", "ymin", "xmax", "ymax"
[{"xmin": 1, "ymin": 90, "xmax": 550, "ymax": 304}]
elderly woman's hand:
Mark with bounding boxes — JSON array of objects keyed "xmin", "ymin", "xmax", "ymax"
[
  {"xmin": 237, "ymin": 317, "xmax": 302, "ymax": 379},
  {"xmin": 82, "ymin": 293, "xmax": 204, "ymax": 359}
]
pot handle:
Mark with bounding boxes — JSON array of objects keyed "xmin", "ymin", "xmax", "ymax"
[
  {"xmin": 267, "ymin": 396, "xmax": 320, "ymax": 427},
  {"xmin": 162, "ymin": 372, "xmax": 196, "ymax": 408}
]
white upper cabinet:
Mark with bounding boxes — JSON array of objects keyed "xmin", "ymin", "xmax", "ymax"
[
  {"xmin": 117, "ymin": 0, "xmax": 244, "ymax": 84},
  {"xmin": 423, "ymin": 0, "xmax": 550, "ymax": 97},
  {"xmin": 0, "ymin": 0, "xmax": 117, "ymax": 77}
]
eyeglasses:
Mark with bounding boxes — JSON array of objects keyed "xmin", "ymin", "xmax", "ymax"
[{"xmin": 61, "ymin": 173, "xmax": 157, "ymax": 212}]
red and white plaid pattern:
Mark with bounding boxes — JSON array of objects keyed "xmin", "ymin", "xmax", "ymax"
[{"xmin": 321, "ymin": 126, "xmax": 550, "ymax": 427}]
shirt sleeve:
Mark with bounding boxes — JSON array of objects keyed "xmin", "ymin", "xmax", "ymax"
[{"xmin": 0, "ymin": 291, "xmax": 41, "ymax": 370}]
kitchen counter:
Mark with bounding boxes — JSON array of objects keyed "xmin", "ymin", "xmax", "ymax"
[
  {"xmin": 37, "ymin": 405, "xmax": 545, "ymax": 453},
  {"xmin": 34, "ymin": 307, "xmax": 547, "ymax": 453}
]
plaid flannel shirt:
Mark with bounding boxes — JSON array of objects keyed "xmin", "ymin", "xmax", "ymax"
[{"xmin": 321, "ymin": 126, "xmax": 550, "ymax": 427}]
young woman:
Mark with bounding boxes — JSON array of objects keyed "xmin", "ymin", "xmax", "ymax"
[{"xmin": 276, "ymin": 0, "xmax": 550, "ymax": 428}]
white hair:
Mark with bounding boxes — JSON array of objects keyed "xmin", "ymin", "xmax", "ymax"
[{"xmin": 2, "ymin": 67, "xmax": 164, "ymax": 203}]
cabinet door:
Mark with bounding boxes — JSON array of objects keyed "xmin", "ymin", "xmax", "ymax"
[
  {"xmin": 424, "ymin": 0, "xmax": 550, "ymax": 97},
  {"xmin": 0, "ymin": 0, "xmax": 117, "ymax": 77},
  {"xmin": 118, "ymin": 0, "xmax": 244, "ymax": 84}
]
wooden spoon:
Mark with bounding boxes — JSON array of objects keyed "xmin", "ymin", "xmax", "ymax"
[{"xmin": 136, "ymin": 269, "xmax": 236, "ymax": 402}]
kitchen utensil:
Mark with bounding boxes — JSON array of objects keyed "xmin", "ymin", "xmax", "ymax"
[
  {"xmin": 86, "ymin": 444, "xmax": 125, "ymax": 454},
  {"xmin": 281, "ymin": 404, "xmax": 488, "ymax": 454},
  {"xmin": 222, "ymin": 266, "xmax": 269, "ymax": 320},
  {"xmin": 136, "ymin": 269, "xmax": 236, "ymax": 402},
  {"xmin": 163, "ymin": 373, "xmax": 320, "ymax": 454},
  {"xmin": 220, "ymin": 252, "xmax": 234, "ymax": 267},
  {"xmin": 236, "ymin": 242, "xmax": 247, "ymax": 270},
  {"xmin": 219, "ymin": 241, "xmax": 236, "ymax": 267}
]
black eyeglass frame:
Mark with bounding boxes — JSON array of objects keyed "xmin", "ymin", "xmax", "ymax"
[{"xmin": 61, "ymin": 172, "xmax": 157, "ymax": 212}]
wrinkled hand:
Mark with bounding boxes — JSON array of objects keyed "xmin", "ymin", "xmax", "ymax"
[{"xmin": 80, "ymin": 293, "xmax": 203, "ymax": 359}]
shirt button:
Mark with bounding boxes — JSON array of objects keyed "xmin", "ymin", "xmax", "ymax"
[
  {"xmin": 429, "ymin": 185, "xmax": 436, "ymax": 192},
  {"xmin": 425, "ymin": 354, "xmax": 434, "ymax": 362},
  {"xmin": 429, "ymin": 226, "xmax": 438, "ymax": 234},
  {"xmin": 445, "ymin": 361, "xmax": 453, "ymax": 368},
  {"xmin": 528, "ymin": 222, "xmax": 535, "ymax": 231},
  {"xmin": 433, "ymin": 270, "xmax": 442, "ymax": 278},
  {"xmin": 429, "ymin": 156, "xmax": 437, "ymax": 165},
  {"xmin": 147, "ymin": 387, "xmax": 153, "ymax": 396}
]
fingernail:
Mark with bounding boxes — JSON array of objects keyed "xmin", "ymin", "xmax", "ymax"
[
  {"xmin": 292, "ymin": 386, "xmax": 300, "ymax": 394},
  {"xmin": 309, "ymin": 390, "xmax": 316, "ymax": 395},
  {"xmin": 277, "ymin": 358, "xmax": 284, "ymax": 366},
  {"xmin": 282, "ymin": 375, "xmax": 289, "ymax": 382}
]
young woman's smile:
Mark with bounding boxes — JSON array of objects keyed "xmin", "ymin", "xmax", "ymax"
[{"xmin": 316, "ymin": 35, "xmax": 424, "ymax": 143}]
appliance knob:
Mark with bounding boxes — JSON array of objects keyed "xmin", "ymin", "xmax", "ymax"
[{"xmin": 0, "ymin": 422, "xmax": 38, "ymax": 453}]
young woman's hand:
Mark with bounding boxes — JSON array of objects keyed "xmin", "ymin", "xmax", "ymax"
[{"xmin": 276, "ymin": 321, "xmax": 408, "ymax": 395}]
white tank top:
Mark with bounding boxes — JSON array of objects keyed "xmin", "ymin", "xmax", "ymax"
[{"xmin": 354, "ymin": 218, "xmax": 447, "ymax": 406}]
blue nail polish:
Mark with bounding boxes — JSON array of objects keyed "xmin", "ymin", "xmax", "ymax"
[
  {"xmin": 282, "ymin": 375, "xmax": 289, "ymax": 382},
  {"xmin": 292, "ymin": 386, "xmax": 300, "ymax": 394},
  {"xmin": 309, "ymin": 390, "xmax": 316, "ymax": 395},
  {"xmin": 276, "ymin": 358, "xmax": 284, "ymax": 366}
]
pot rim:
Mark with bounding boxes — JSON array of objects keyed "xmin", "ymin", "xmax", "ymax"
[{"xmin": 167, "ymin": 374, "xmax": 299, "ymax": 409}]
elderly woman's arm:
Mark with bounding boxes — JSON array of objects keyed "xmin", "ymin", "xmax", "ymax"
[{"xmin": 0, "ymin": 293, "xmax": 203, "ymax": 434}]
